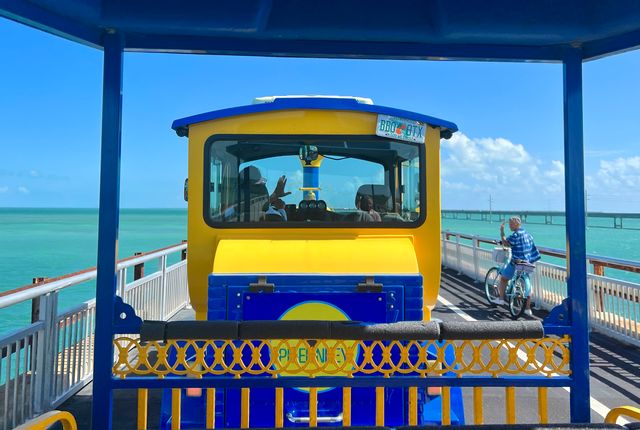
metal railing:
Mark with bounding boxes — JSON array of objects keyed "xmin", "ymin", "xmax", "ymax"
[
  {"xmin": 116, "ymin": 319, "xmax": 569, "ymax": 428},
  {"xmin": 0, "ymin": 243, "xmax": 189, "ymax": 430},
  {"xmin": 441, "ymin": 231, "xmax": 640, "ymax": 347}
]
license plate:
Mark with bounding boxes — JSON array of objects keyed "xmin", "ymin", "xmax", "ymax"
[{"xmin": 376, "ymin": 114, "xmax": 426, "ymax": 143}]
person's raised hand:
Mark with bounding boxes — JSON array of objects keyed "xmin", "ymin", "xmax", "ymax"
[{"xmin": 273, "ymin": 175, "xmax": 291, "ymax": 198}]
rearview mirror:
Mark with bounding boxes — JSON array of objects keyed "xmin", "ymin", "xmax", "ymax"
[
  {"xmin": 299, "ymin": 145, "xmax": 319, "ymax": 165},
  {"xmin": 183, "ymin": 178, "xmax": 188, "ymax": 202}
]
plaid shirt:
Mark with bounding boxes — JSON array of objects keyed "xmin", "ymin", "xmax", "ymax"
[{"xmin": 506, "ymin": 228, "xmax": 541, "ymax": 263}]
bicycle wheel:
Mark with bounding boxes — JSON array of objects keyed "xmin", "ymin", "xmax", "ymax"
[
  {"xmin": 484, "ymin": 267, "xmax": 501, "ymax": 306},
  {"xmin": 509, "ymin": 276, "xmax": 527, "ymax": 319}
]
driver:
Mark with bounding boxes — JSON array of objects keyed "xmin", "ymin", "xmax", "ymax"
[{"xmin": 236, "ymin": 166, "xmax": 290, "ymax": 221}]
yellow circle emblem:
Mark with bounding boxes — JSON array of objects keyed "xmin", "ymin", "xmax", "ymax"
[{"xmin": 271, "ymin": 301, "xmax": 358, "ymax": 390}]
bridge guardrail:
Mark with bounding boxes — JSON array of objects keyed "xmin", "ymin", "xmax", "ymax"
[
  {"xmin": 0, "ymin": 243, "xmax": 189, "ymax": 430},
  {"xmin": 441, "ymin": 231, "xmax": 640, "ymax": 347}
]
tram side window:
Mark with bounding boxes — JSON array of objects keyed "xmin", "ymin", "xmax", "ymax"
[
  {"xmin": 209, "ymin": 159, "xmax": 222, "ymax": 213},
  {"xmin": 205, "ymin": 138, "xmax": 424, "ymax": 226},
  {"xmin": 402, "ymin": 156, "xmax": 421, "ymax": 221}
]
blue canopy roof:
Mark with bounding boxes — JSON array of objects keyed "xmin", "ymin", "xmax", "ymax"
[
  {"xmin": 2, "ymin": 1, "xmax": 640, "ymax": 61},
  {"xmin": 171, "ymin": 96, "xmax": 458, "ymax": 139}
]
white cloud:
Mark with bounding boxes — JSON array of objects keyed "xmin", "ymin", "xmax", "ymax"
[
  {"xmin": 288, "ymin": 170, "xmax": 304, "ymax": 189},
  {"xmin": 18, "ymin": 186, "xmax": 29, "ymax": 194},
  {"xmin": 441, "ymin": 133, "xmax": 640, "ymax": 212},
  {"xmin": 29, "ymin": 170, "xmax": 39, "ymax": 177},
  {"xmin": 588, "ymin": 156, "xmax": 640, "ymax": 195},
  {"xmin": 442, "ymin": 180, "xmax": 471, "ymax": 191},
  {"xmin": 596, "ymin": 156, "xmax": 640, "ymax": 189},
  {"xmin": 541, "ymin": 160, "xmax": 564, "ymax": 194},
  {"xmin": 583, "ymin": 156, "xmax": 640, "ymax": 212},
  {"xmin": 0, "ymin": 185, "xmax": 8, "ymax": 193},
  {"xmin": 441, "ymin": 133, "xmax": 565, "ymax": 199}
]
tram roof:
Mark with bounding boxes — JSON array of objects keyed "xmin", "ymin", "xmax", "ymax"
[
  {"xmin": 171, "ymin": 96, "xmax": 458, "ymax": 138},
  {"xmin": 2, "ymin": 1, "xmax": 640, "ymax": 62}
]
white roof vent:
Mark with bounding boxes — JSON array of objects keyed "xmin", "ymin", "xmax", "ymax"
[{"xmin": 252, "ymin": 95, "xmax": 374, "ymax": 105}]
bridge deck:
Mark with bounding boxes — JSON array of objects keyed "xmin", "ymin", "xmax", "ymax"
[
  {"xmin": 436, "ymin": 267, "xmax": 640, "ymax": 423},
  {"xmin": 60, "ymin": 268, "xmax": 639, "ymax": 428}
]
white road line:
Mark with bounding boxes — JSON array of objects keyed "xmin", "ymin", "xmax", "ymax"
[{"xmin": 436, "ymin": 294, "xmax": 626, "ymax": 423}]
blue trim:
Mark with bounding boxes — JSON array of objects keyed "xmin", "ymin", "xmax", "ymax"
[
  {"xmin": 542, "ymin": 325, "xmax": 573, "ymax": 336},
  {"xmin": 0, "ymin": 0, "xmax": 101, "ymax": 49},
  {"xmin": 127, "ymin": 34, "xmax": 568, "ymax": 61},
  {"xmin": 92, "ymin": 31, "xmax": 124, "ymax": 430},
  {"xmin": 112, "ymin": 296, "xmax": 142, "ymax": 333},
  {"xmin": 583, "ymin": 28, "xmax": 640, "ymax": 61},
  {"xmin": 544, "ymin": 298, "xmax": 571, "ymax": 328},
  {"xmin": 112, "ymin": 375, "xmax": 572, "ymax": 389},
  {"xmin": 171, "ymin": 97, "xmax": 458, "ymax": 135},
  {"xmin": 210, "ymin": 274, "xmax": 423, "ymax": 287},
  {"xmin": 563, "ymin": 49, "xmax": 591, "ymax": 424},
  {"xmin": 302, "ymin": 165, "xmax": 320, "ymax": 200},
  {"xmin": 4, "ymin": 2, "xmax": 640, "ymax": 61}
]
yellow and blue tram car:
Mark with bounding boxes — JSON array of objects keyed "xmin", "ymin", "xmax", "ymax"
[{"xmin": 168, "ymin": 96, "xmax": 461, "ymax": 428}]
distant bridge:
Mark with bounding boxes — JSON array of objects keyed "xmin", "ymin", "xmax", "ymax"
[{"xmin": 441, "ymin": 210, "xmax": 640, "ymax": 229}]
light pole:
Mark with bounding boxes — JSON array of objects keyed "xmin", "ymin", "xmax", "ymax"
[{"xmin": 489, "ymin": 194, "xmax": 493, "ymax": 224}]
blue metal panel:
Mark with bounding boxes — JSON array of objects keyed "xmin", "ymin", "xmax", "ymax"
[
  {"xmin": 403, "ymin": 284, "xmax": 423, "ymax": 321},
  {"xmin": 209, "ymin": 274, "xmax": 423, "ymax": 288},
  {"xmin": 242, "ymin": 291, "xmax": 388, "ymax": 320},
  {"xmin": 171, "ymin": 97, "xmax": 458, "ymax": 134},
  {"xmin": 562, "ymin": 48, "xmax": 591, "ymax": 424},
  {"xmin": 92, "ymin": 31, "xmax": 124, "ymax": 430},
  {"xmin": 113, "ymin": 376, "xmax": 573, "ymax": 389},
  {"xmin": 231, "ymin": 292, "xmax": 394, "ymax": 428},
  {"xmin": 207, "ymin": 280, "xmax": 227, "ymax": 320},
  {"xmin": 204, "ymin": 274, "xmax": 425, "ymax": 427},
  {"xmin": 4, "ymin": 1, "xmax": 640, "ymax": 60},
  {"xmin": 224, "ymin": 284, "xmax": 406, "ymax": 323},
  {"xmin": 0, "ymin": 0, "xmax": 101, "ymax": 48},
  {"xmin": 209, "ymin": 274, "xmax": 423, "ymax": 322}
]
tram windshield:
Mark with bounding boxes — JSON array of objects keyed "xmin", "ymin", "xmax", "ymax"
[{"xmin": 205, "ymin": 136, "xmax": 423, "ymax": 226}]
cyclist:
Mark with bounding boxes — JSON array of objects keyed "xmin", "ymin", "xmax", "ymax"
[{"xmin": 493, "ymin": 216, "xmax": 541, "ymax": 315}]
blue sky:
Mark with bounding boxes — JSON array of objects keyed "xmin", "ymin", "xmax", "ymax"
[{"xmin": 1, "ymin": 18, "xmax": 639, "ymax": 212}]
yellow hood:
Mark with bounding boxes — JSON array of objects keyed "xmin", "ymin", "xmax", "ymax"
[{"xmin": 213, "ymin": 237, "xmax": 418, "ymax": 274}]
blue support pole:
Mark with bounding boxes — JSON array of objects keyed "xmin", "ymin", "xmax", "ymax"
[
  {"xmin": 91, "ymin": 30, "xmax": 124, "ymax": 430},
  {"xmin": 562, "ymin": 48, "xmax": 591, "ymax": 423},
  {"xmin": 302, "ymin": 165, "xmax": 320, "ymax": 200}
]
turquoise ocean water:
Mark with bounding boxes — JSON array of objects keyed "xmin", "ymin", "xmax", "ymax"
[
  {"xmin": 1, "ymin": 208, "xmax": 639, "ymax": 334},
  {"xmin": 0, "ymin": 208, "xmax": 187, "ymax": 334},
  {"xmin": 442, "ymin": 216, "xmax": 640, "ymax": 281}
]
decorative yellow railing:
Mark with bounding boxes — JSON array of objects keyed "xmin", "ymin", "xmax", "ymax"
[
  {"xmin": 113, "ymin": 326, "xmax": 573, "ymax": 429},
  {"xmin": 113, "ymin": 335, "xmax": 571, "ymax": 378},
  {"xmin": 14, "ymin": 411, "xmax": 77, "ymax": 430},
  {"xmin": 605, "ymin": 406, "xmax": 640, "ymax": 425}
]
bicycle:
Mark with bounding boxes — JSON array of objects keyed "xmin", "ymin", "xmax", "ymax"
[{"xmin": 484, "ymin": 246, "xmax": 535, "ymax": 318}]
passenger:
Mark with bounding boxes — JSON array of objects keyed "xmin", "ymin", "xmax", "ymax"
[
  {"xmin": 493, "ymin": 216, "xmax": 540, "ymax": 316},
  {"xmin": 356, "ymin": 194, "xmax": 382, "ymax": 222},
  {"xmin": 235, "ymin": 166, "xmax": 290, "ymax": 222},
  {"xmin": 264, "ymin": 198, "xmax": 288, "ymax": 221}
]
